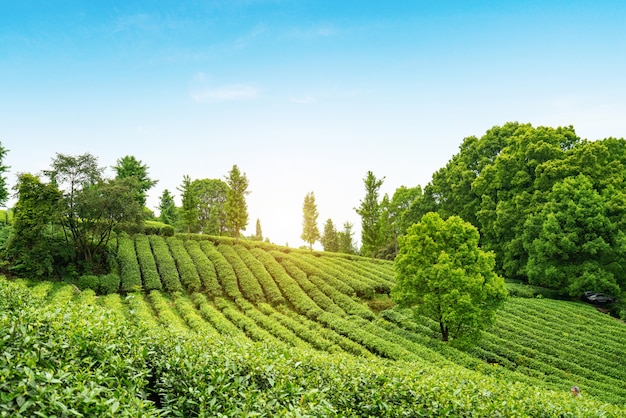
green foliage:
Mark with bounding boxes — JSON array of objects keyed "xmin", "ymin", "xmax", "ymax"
[
  {"xmin": 0, "ymin": 278, "xmax": 158, "ymax": 416},
  {"xmin": 218, "ymin": 244, "xmax": 266, "ymax": 303},
  {"xmin": 300, "ymin": 191, "xmax": 320, "ymax": 250},
  {"xmin": 337, "ymin": 221, "xmax": 357, "ymax": 255},
  {"xmin": 0, "ymin": 141, "xmax": 9, "ymax": 206},
  {"xmin": 184, "ymin": 239, "xmax": 223, "ymax": 297},
  {"xmin": 201, "ymin": 241, "xmax": 242, "ymax": 299},
  {"xmin": 149, "ymin": 235, "xmax": 183, "ymax": 292},
  {"xmin": 178, "ymin": 175, "xmax": 199, "ymax": 234},
  {"xmin": 112, "ymin": 155, "xmax": 158, "ymax": 207},
  {"xmin": 167, "ymin": 236, "xmax": 201, "ymax": 292},
  {"xmin": 393, "ymin": 212, "xmax": 508, "ymax": 346},
  {"xmin": 77, "ymin": 274, "xmax": 99, "ymax": 291},
  {"xmin": 4, "ymin": 173, "xmax": 63, "ymax": 279},
  {"xmin": 45, "ymin": 153, "xmax": 143, "ymax": 269},
  {"xmin": 117, "ymin": 233, "xmax": 142, "ymax": 292},
  {"xmin": 234, "ymin": 244, "xmax": 285, "ymax": 305},
  {"xmin": 356, "ymin": 171, "xmax": 385, "ymax": 259},
  {"xmin": 157, "ymin": 189, "xmax": 178, "ymax": 225},
  {"xmin": 98, "ymin": 273, "xmax": 121, "ymax": 295},
  {"xmin": 225, "ymin": 164, "xmax": 250, "ymax": 240},
  {"xmin": 190, "ymin": 178, "xmax": 229, "ymax": 235},
  {"xmin": 134, "ymin": 234, "xmax": 162, "ymax": 291},
  {"xmin": 144, "ymin": 220, "xmax": 175, "ymax": 236},
  {"xmin": 523, "ymin": 174, "xmax": 623, "ymax": 296},
  {"xmin": 321, "ymin": 218, "xmax": 339, "ymax": 252}
]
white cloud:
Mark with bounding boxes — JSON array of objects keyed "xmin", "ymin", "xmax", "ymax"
[{"xmin": 189, "ymin": 72, "xmax": 260, "ymax": 103}]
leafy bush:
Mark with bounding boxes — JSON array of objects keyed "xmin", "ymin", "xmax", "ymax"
[
  {"xmin": 99, "ymin": 273, "xmax": 121, "ymax": 294},
  {"xmin": 149, "ymin": 235, "xmax": 183, "ymax": 292},
  {"xmin": 117, "ymin": 233, "xmax": 142, "ymax": 292},
  {"xmin": 167, "ymin": 237, "xmax": 201, "ymax": 292},
  {"xmin": 134, "ymin": 234, "xmax": 162, "ymax": 291},
  {"xmin": 184, "ymin": 239, "xmax": 222, "ymax": 297},
  {"xmin": 78, "ymin": 274, "xmax": 99, "ymax": 291}
]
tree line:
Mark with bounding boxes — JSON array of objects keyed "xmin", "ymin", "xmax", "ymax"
[
  {"xmin": 2, "ymin": 120, "xmax": 626, "ymax": 300},
  {"xmin": 0, "ymin": 151, "xmax": 253, "ymax": 280},
  {"xmin": 341, "ymin": 122, "xmax": 626, "ymax": 299}
]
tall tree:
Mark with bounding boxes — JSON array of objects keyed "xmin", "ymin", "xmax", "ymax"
[
  {"xmin": 225, "ymin": 165, "xmax": 250, "ymax": 241},
  {"xmin": 158, "ymin": 189, "xmax": 178, "ymax": 225},
  {"xmin": 190, "ymin": 178, "xmax": 229, "ymax": 235},
  {"xmin": 392, "ymin": 212, "xmax": 507, "ymax": 347},
  {"xmin": 356, "ymin": 171, "xmax": 384, "ymax": 259},
  {"xmin": 4, "ymin": 173, "xmax": 62, "ymax": 279},
  {"xmin": 338, "ymin": 221, "xmax": 357, "ymax": 255},
  {"xmin": 112, "ymin": 155, "xmax": 158, "ymax": 207},
  {"xmin": 301, "ymin": 191, "xmax": 320, "ymax": 251},
  {"xmin": 0, "ymin": 142, "xmax": 9, "ymax": 206},
  {"xmin": 321, "ymin": 218, "xmax": 339, "ymax": 252},
  {"xmin": 254, "ymin": 218, "xmax": 263, "ymax": 241},
  {"xmin": 178, "ymin": 175, "xmax": 199, "ymax": 235}
]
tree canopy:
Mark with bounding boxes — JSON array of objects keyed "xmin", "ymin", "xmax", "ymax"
[
  {"xmin": 356, "ymin": 171, "xmax": 384, "ymax": 259},
  {"xmin": 301, "ymin": 191, "xmax": 320, "ymax": 251},
  {"xmin": 392, "ymin": 212, "xmax": 507, "ymax": 347},
  {"xmin": 112, "ymin": 155, "xmax": 158, "ymax": 207},
  {"xmin": 225, "ymin": 165, "xmax": 250, "ymax": 241}
]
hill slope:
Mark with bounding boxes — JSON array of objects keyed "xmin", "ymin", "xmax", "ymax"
[{"xmin": 2, "ymin": 233, "xmax": 625, "ymax": 416}]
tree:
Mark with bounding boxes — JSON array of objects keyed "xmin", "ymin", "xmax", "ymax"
[
  {"xmin": 523, "ymin": 174, "xmax": 623, "ymax": 296},
  {"xmin": 190, "ymin": 178, "xmax": 229, "ymax": 235},
  {"xmin": 4, "ymin": 173, "xmax": 63, "ymax": 279},
  {"xmin": 392, "ymin": 212, "xmax": 507, "ymax": 347},
  {"xmin": 225, "ymin": 165, "xmax": 250, "ymax": 241},
  {"xmin": 301, "ymin": 191, "xmax": 320, "ymax": 251},
  {"xmin": 321, "ymin": 219, "xmax": 339, "ymax": 252},
  {"xmin": 158, "ymin": 189, "xmax": 178, "ymax": 225},
  {"xmin": 178, "ymin": 175, "xmax": 199, "ymax": 234},
  {"xmin": 44, "ymin": 153, "xmax": 142, "ymax": 269},
  {"xmin": 112, "ymin": 155, "xmax": 158, "ymax": 207},
  {"xmin": 0, "ymin": 142, "xmax": 9, "ymax": 206},
  {"xmin": 254, "ymin": 218, "xmax": 263, "ymax": 241},
  {"xmin": 356, "ymin": 171, "xmax": 384, "ymax": 259},
  {"xmin": 337, "ymin": 221, "xmax": 357, "ymax": 255}
]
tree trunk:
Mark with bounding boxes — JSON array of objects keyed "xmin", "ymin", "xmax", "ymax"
[{"xmin": 440, "ymin": 322, "xmax": 449, "ymax": 342}]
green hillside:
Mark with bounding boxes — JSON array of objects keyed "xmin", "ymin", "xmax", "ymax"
[{"xmin": 2, "ymin": 234, "xmax": 625, "ymax": 416}]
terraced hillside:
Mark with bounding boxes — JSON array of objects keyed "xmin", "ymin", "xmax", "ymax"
[{"xmin": 2, "ymin": 233, "xmax": 626, "ymax": 416}]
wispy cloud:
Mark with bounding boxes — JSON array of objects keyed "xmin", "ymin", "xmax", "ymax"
[
  {"xmin": 189, "ymin": 72, "xmax": 260, "ymax": 103},
  {"xmin": 289, "ymin": 95, "xmax": 316, "ymax": 104}
]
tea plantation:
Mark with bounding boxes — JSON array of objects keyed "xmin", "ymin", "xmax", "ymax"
[{"xmin": 2, "ymin": 234, "xmax": 625, "ymax": 416}]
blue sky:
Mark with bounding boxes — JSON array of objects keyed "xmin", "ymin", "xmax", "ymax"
[{"xmin": 2, "ymin": 1, "xmax": 626, "ymax": 247}]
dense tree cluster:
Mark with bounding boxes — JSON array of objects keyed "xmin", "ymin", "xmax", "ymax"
[{"xmin": 404, "ymin": 122, "xmax": 626, "ymax": 296}]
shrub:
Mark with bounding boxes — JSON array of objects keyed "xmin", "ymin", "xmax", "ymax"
[
  {"xmin": 78, "ymin": 274, "xmax": 99, "ymax": 291},
  {"xmin": 99, "ymin": 273, "xmax": 121, "ymax": 294}
]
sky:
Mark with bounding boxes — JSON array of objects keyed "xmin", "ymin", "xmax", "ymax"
[{"xmin": 2, "ymin": 1, "xmax": 626, "ymax": 248}]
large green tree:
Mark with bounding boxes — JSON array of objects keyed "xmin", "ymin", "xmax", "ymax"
[
  {"xmin": 225, "ymin": 165, "xmax": 249, "ymax": 241},
  {"xmin": 112, "ymin": 155, "xmax": 158, "ymax": 207},
  {"xmin": 301, "ymin": 191, "xmax": 320, "ymax": 251},
  {"xmin": 356, "ymin": 171, "xmax": 384, "ymax": 259},
  {"xmin": 4, "ymin": 173, "xmax": 63, "ymax": 279},
  {"xmin": 523, "ymin": 174, "xmax": 625, "ymax": 296},
  {"xmin": 392, "ymin": 212, "xmax": 507, "ymax": 347},
  {"xmin": 190, "ymin": 178, "xmax": 229, "ymax": 235},
  {"xmin": 44, "ymin": 153, "xmax": 142, "ymax": 270}
]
